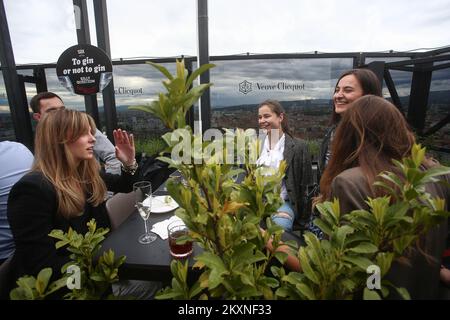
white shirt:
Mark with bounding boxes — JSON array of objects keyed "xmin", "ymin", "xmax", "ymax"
[{"xmin": 257, "ymin": 134, "xmax": 288, "ymax": 200}]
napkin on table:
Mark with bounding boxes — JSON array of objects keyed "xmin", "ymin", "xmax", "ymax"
[{"xmin": 151, "ymin": 215, "xmax": 183, "ymax": 240}]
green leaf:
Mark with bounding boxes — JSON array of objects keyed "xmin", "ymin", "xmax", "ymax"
[
  {"xmin": 298, "ymin": 247, "xmax": 320, "ymax": 285},
  {"xmin": 348, "ymin": 242, "xmax": 378, "ymax": 254},
  {"xmin": 334, "ymin": 225, "xmax": 355, "ymax": 249},
  {"xmin": 312, "ymin": 218, "xmax": 333, "ymax": 236},
  {"xmin": 186, "ymin": 63, "xmax": 216, "ymax": 89},
  {"xmin": 421, "ymin": 165, "xmax": 450, "ymax": 184},
  {"xmin": 146, "ymin": 61, "xmax": 174, "ymax": 80},
  {"xmin": 259, "ymin": 276, "xmax": 279, "ymax": 288},
  {"xmin": 342, "ymin": 256, "xmax": 374, "ymax": 271},
  {"xmin": 295, "ymin": 283, "xmax": 316, "ymax": 300},
  {"xmin": 35, "ymin": 268, "xmax": 52, "ymax": 294},
  {"xmin": 188, "ymin": 281, "xmax": 203, "ymax": 299},
  {"xmin": 394, "ymin": 286, "xmax": 411, "ymax": 300},
  {"xmin": 363, "ymin": 288, "xmax": 381, "ymax": 300}
]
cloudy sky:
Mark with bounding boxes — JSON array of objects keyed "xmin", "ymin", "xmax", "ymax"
[
  {"xmin": 4, "ymin": 0, "xmax": 450, "ymax": 64},
  {"xmin": 1, "ymin": 0, "xmax": 450, "ymax": 111}
]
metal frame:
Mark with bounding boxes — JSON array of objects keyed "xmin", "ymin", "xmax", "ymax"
[
  {"xmin": 3, "ymin": 49, "xmax": 449, "ymax": 147},
  {"xmin": 73, "ymin": 0, "xmax": 101, "ymax": 130},
  {"xmin": 93, "ymin": 0, "xmax": 117, "ymax": 142}
]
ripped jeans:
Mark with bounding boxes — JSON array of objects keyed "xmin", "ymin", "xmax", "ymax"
[{"xmin": 271, "ymin": 199, "xmax": 295, "ymax": 232}]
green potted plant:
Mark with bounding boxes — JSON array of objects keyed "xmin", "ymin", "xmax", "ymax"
[{"xmin": 10, "ymin": 219, "xmax": 126, "ymax": 300}]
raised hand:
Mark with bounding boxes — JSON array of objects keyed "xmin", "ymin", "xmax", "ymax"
[{"xmin": 113, "ymin": 129, "xmax": 135, "ymax": 166}]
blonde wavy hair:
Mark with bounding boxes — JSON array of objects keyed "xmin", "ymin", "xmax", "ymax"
[{"xmin": 33, "ymin": 108, "xmax": 107, "ymax": 218}]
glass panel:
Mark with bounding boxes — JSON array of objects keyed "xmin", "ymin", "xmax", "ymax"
[
  {"xmin": 209, "ymin": 58, "xmax": 353, "ymax": 160},
  {"xmin": 112, "ymin": 63, "xmax": 177, "ymax": 156},
  {"xmin": 366, "ymin": 57, "xmax": 413, "ymax": 105},
  {"xmin": 423, "ymin": 67, "xmax": 450, "ymax": 165},
  {"xmin": 0, "ymin": 70, "xmax": 16, "ymax": 141},
  {"xmin": 45, "ymin": 68, "xmax": 86, "ymax": 111}
]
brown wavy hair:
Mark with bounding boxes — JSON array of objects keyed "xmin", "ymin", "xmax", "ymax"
[
  {"xmin": 33, "ymin": 108, "xmax": 107, "ymax": 218},
  {"xmin": 319, "ymin": 95, "xmax": 416, "ymax": 201}
]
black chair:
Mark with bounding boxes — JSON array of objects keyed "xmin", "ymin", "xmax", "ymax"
[{"xmin": 106, "ymin": 191, "xmax": 136, "ymax": 231}]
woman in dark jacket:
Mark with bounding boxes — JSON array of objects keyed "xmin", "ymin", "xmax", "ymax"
[
  {"xmin": 274, "ymin": 96, "xmax": 449, "ymax": 299},
  {"xmin": 318, "ymin": 68, "xmax": 382, "ymax": 179},
  {"xmin": 7, "ymin": 108, "xmax": 139, "ymax": 292},
  {"xmin": 308, "ymin": 68, "xmax": 383, "ymax": 237},
  {"xmin": 318, "ymin": 95, "xmax": 449, "ymax": 299}
]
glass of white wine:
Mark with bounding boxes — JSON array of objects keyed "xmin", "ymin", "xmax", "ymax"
[{"xmin": 133, "ymin": 181, "xmax": 156, "ymax": 244}]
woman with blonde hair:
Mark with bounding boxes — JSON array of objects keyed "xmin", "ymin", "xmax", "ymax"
[{"xmin": 7, "ymin": 108, "xmax": 140, "ymax": 295}]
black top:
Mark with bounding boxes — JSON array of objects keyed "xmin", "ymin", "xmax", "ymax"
[{"xmin": 7, "ymin": 170, "xmax": 136, "ymax": 286}]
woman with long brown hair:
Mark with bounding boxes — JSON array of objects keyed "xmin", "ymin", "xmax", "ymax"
[
  {"xmin": 317, "ymin": 95, "xmax": 449, "ymax": 299},
  {"xmin": 318, "ymin": 68, "xmax": 382, "ymax": 179},
  {"xmin": 7, "ymin": 109, "xmax": 140, "ymax": 295},
  {"xmin": 308, "ymin": 69, "xmax": 383, "ymax": 238},
  {"xmin": 273, "ymin": 96, "xmax": 449, "ymax": 299}
]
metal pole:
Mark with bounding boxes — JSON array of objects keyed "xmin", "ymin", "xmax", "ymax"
[
  {"xmin": 0, "ymin": 0, "xmax": 33, "ymax": 150},
  {"xmin": 93, "ymin": 0, "xmax": 117, "ymax": 142},
  {"xmin": 72, "ymin": 0, "xmax": 101, "ymax": 129},
  {"xmin": 197, "ymin": 0, "xmax": 211, "ymax": 133}
]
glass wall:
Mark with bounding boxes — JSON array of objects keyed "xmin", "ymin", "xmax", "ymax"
[
  {"xmin": 209, "ymin": 58, "xmax": 353, "ymax": 146},
  {"xmin": 110, "ymin": 63, "xmax": 176, "ymax": 135},
  {"xmin": 45, "ymin": 68, "xmax": 87, "ymax": 112},
  {"xmin": 108, "ymin": 62, "xmax": 179, "ymax": 156},
  {"xmin": 366, "ymin": 57, "xmax": 413, "ymax": 106},
  {"xmin": 424, "ymin": 67, "xmax": 450, "ymax": 164}
]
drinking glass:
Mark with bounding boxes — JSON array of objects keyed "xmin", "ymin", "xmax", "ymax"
[
  {"xmin": 167, "ymin": 220, "xmax": 193, "ymax": 259},
  {"xmin": 133, "ymin": 181, "xmax": 157, "ymax": 244}
]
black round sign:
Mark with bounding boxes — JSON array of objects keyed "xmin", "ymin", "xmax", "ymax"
[{"xmin": 56, "ymin": 44, "xmax": 113, "ymax": 95}]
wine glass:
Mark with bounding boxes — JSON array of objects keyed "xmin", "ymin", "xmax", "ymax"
[{"xmin": 133, "ymin": 181, "xmax": 157, "ymax": 244}]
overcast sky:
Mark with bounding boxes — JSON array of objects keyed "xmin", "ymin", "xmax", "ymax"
[{"xmin": 3, "ymin": 0, "xmax": 450, "ymax": 64}]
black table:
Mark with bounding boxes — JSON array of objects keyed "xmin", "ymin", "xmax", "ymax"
[
  {"xmin": 101, "ymin": 183, "xmax": 202, "ymax": 282},
  {"xmin": 102, "ymin": 177, "xmax": 304, "ymax": 283}
]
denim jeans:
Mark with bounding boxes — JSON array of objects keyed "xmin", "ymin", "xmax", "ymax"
[{"xmin": 271, "ymin": 200, "xmax": 295, "ymax": 232}]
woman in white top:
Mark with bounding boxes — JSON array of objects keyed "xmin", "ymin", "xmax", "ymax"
[{"xmin": 257, "ymin": 100, "xmax": 313, "ymax": 232}]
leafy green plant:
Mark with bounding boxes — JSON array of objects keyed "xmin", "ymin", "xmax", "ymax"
[
  {"xmin": 276, "ymin": 144, "xmax": 450, "ymax": 300},
  {"xmin": 9, "ymin": 268, "xmax": 67, "ymax": 300},
  {"xmin": 49, "ymin": 219, "xmax": 126, "ymax": 299},
  {"xmin": 132, "ymin": 60, "xmax": 291, "ymax": 299},
  {"xmin": 10, "ymin": 219, "xmax": 126, "ymax": 300},
  {"xmin": 156, "ymin": 128, "xmax": 293, "ymax": 299}
]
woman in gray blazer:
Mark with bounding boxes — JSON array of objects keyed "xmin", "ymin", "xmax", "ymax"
[{"xmin": 257, "ymin": 99, "xmax": 313, "ymax": 232}]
